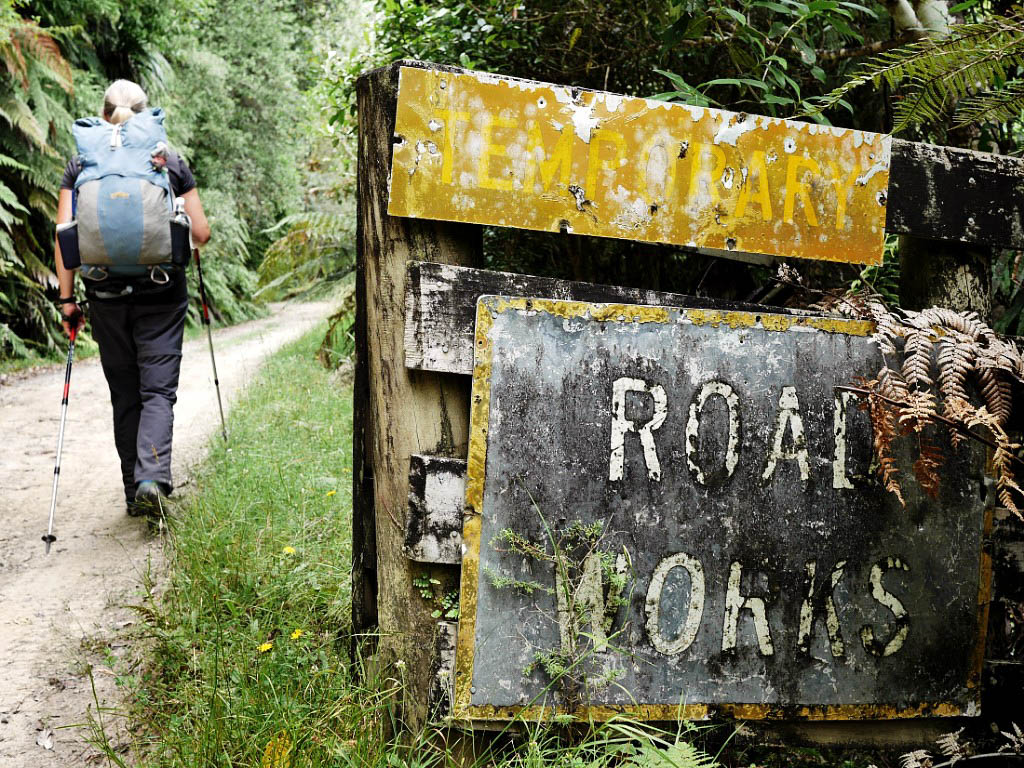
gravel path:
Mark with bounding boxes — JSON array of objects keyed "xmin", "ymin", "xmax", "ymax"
[{"xmin": 0, "ymin": 299, "xmax": 334, "ymax": 765}]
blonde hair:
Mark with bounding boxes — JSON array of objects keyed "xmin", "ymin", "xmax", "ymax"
[{"xmin": 102, "ymin": 80, "xmax": 147, "ymax": 124}]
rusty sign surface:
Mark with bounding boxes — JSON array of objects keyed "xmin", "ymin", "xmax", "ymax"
[
  {"xmin": 389, "ymin": 66, "xmax": 891, "ymax": 265},
  {"xmin": 456, "ymin": 297, "xmax": 990, "ymax": 721}
]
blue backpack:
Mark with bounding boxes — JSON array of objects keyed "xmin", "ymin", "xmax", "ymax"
[{"xmin": 69, "ymin": 108, "xmax": 180, "ymax": 281}]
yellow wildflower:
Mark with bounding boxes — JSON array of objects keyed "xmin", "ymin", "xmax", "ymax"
[
  {"xmin": 258, "ymin": 641, "xmax": 274, "ymax": 653},
  {"xmin": 326, "ymin": 490, "xmax": 337, "ymax": 497},
  {"xmin": 282, "ymin": 546, "xmax": 296, "ymax": 555},
  {"xmin": 290, "ymin": 628, "xmax": 304, "ymax": 640}
]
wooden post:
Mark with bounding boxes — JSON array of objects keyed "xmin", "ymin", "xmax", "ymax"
[
  {"xmin": 898, "ymin": 237, "xmax": 991, "ymax": 315},
  {"xmin": 353, "ymin": 61, "xmax": 480, "ymax": 728},
  {"xmin": 896, "ymin": 198, "xmax": 1024, "ymax": 729}
]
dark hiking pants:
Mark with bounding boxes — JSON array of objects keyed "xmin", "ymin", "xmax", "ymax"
[{"xmin": 89, "ymin": 299, "xmax": 188, "ymax": 503}]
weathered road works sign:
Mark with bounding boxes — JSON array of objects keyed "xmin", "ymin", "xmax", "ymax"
[
  {"xmin": 457, "ymin": 297, "xmax": 989, "ymax": 721},
  {"xmin": 389, "ymin": 66, "xmax": 890, "ymax": 265}
]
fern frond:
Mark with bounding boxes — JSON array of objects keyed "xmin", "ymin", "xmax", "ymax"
[
  {"xmin": 805, "ymin": 12, "xmax": 1024, "ymax": 130},
  {"xmin": 912, "ymin": 434, "xmax": 943, "ymax": 499},
  {"xmin": 956, "ymin": 79, "xmax": 1024, "ymax": 126},
  {"xmin": 993, "ymin": 439, "xmax": 1024, "ymax": 519},
  {"xmin": 936, "ymin": 334, "xmax": 973, "ymax": 405},
  {"xmin": 903, "ymin": 328, "xmax": 935, "ymax": 389},
  {"xmin": 864, "ymin": 385, "xmax": 906, "ymax": 506},
  {"xmin": 898, "ymin": 389, "xmax": 938, "ymax": 432},
  {"xmin": 872, "ymin": 309, "xmax": 905, "ymax": 356},
  {"xmin": 936, "ymin": 728, "xmax": 967, "ymax": 760},
  {"xmin": 878, "ymin": 365, "xmax": 910, "ymax": 402},
  {"xmin": 11, "ymin": 22, "xmax": 72, "ymax": 93},
  {"xmin": 920, "ymin": 307, "xmax": 987, "ymax": 340},
  {"xmin": 979, "ymin": 369, "xmax": 1013, "ymax": 426},
  {"xmin": 861, "ymin": 303, "xmax": 1024, "ymax": 509},
  {"xmin": 0, "ymin": 93, "xmax": 47, "ymax": 149}
]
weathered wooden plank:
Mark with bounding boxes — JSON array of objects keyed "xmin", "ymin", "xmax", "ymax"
[
  {"xmin": 429, "ymin": 621, "xmax": 458, "ymax": 719},
  {"xmin": 355, "ymin": 61, "xmax": 480, "ymax": 728},
  {"xmin": 390, "ymin": 65, "xmax": 890, "ymax": 265},
  {"xmin": 404, "ymin": 260, "xmax": 801, "ymax": 375},
  {"xmin": 887, "ymin": 139, "xmax": 1024, "ymax": 250},
  {"xmin": 352, "ymin": 110, "xmax": 377, "ymax": 643},
  {"xmin": 405, "ymin": 454, "xmax": 466, "ymax": 564},
  {"xmin": 457, "ymin": 297, "xmax": 989, "ymax": 721}
]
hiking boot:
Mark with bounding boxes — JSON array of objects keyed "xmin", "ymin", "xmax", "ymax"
[{"xmin": 133, "ymin": 480, "xmax": 167, "ymax": 519}]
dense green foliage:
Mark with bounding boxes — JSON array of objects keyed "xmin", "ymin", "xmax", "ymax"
[
  {"xmin": 369, "ymin": 0, "xmax": 885, "ymax": 118},
  {"xmin": 1, "ymin": 5, "xmax": 76, "ymax": 358},
  {"xmin": 0, "ymin": 0, "xmax": 313, "ymax": 363}
]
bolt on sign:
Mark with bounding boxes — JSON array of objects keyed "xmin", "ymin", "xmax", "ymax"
[
  {"xmin": 388, "ymin": 66, "xmax": 891, "ymax": 265},
  {"xmin": 457, "ymin": 297, "xmax": 990, "ymax": 721}
]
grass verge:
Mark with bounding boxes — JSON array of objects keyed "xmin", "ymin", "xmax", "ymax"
[{"xmin": 99, "ymin": 325, "xmax": 367, "ymax": 766}]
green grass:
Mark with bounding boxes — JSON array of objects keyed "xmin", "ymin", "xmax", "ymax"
[{"xmin": 95, "ymin": 325, "xmax": 370, "ymax": 766}]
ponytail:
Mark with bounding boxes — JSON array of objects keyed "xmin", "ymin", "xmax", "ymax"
[
  {"xmin": 102, "ymin": 80, "xmax": 148, "ymax": 125},
  {"xmin": 107, "ymin": 105, "xmax": 136, "ymax": 125}
]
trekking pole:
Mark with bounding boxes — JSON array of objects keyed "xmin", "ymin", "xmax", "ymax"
[
  {"xmin": 43, "ymin": 325, "xmax": 78, "ymax": 554},
  {"xmin": 194, "ymin": 248, "xmax": 227, "ymax": 441}
]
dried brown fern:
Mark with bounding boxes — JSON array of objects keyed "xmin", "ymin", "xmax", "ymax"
[
  {"xmin": 912, "ymin": 434, "xmax": 943, "ymax": 500},
  {"xmin": 936, "ymin": 334, "xmax": 973, "ymax": 406},
  {"xmin": 980, "ymin": 369, "xmax": 1013, "ymax": 425},
  {"xmin": 899, "ymin": 390, "xmax": 938, "ymax": 433},
  {"xmin": 837, "ymin": 295, "xmax": 1024, "ymax": 519},
  {"xmin": 855, "ymin": 379, "xmax": 906, "ymax": 506},
  {"xmin": 903, "ymin": 328, "xmax": 936, "ymax": 390}
]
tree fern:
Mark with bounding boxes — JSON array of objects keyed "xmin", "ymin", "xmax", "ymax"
[
  {"xmin": 0, "ymin": 8, "xmax": 74, "ymax": 359},
  {"xmin": 257, "ymin": 210, "xmax": 354, "ymax": 300},
  {"xmin": 806, "ymin": 11, "xmax": 1024, "ymax": 131}
]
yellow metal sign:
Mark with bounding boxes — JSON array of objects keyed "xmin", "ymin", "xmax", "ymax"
[{"xmin": 388, "ymin": 66, "xmax": 891, "ymax": 265}]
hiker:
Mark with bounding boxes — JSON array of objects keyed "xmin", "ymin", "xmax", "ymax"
[{"xmin": 53, "ymin": 79, "xmax": 211, "ymax": 516}]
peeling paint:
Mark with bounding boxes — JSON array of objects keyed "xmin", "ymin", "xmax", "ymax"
[
  {"xmin": 714, "ymin": 113, "xmax": 754, "ymax": 147},
  {"xmin": 761, "ymin": 386, "xmax": 810, "ymax": 484},
  {"xmin": 685, "ymin": 381, "xmax": 740, "ymax": 484},
  {"xmin": 610, "ymin": 377, "xmax": 668, "ymax": 481},
  {"xmin": 723, "ymin": 561, "xmax": 775, "ymax": 656},
  {"xmin": 646, "ymin": 553, "xmax": 705, "ymax": 654},
  {"xmin": 389, "ymin": 66, "xmax": 890, "ymax": 265}
]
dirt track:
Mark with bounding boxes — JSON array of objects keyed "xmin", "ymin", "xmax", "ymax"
[{"xmin": 0, "ymin": 300, "xmax": 334, "ymax": 765}]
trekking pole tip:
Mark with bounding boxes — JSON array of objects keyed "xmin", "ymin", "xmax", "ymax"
[{"xmin": 42, "ymin": 534, "xmax": 56, "ymax": 554}]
